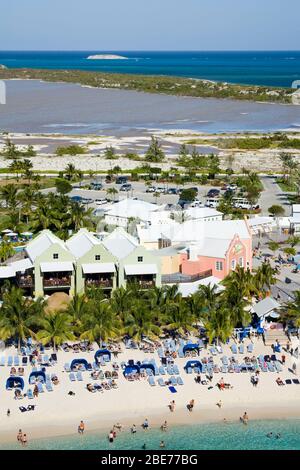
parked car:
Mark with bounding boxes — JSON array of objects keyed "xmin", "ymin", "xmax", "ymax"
[
  {"xmin": 205, "ymin": 198, "xmax": 219, "ymax": 208},
  {"xmin": 81, "ymin": 198, "xmax": 93, "ymax": 204},
  {"xmin": 120, "ymin": 183, "xmax": 132, "ymax": 192},
  {"xmin": 95, "ymin": 198, "xmax": 108, "ymax": 206},
  {"xmin": 116, "ymin": 176, "xmax": 128, "ymax": 185},
  {"xmin": 90, "ymin": 182, "xmax": 103, "ymax": 190},
  {"xmin": 207, "ymin": 189, "xmax": 220, "ymax": 198},
  {"xmin": 167, "ymin": 187, "xmax": 179, "ymax": 195},
  {"xmin": 146, "ymin": 186, "xmax": 156, "ymax": 193},
  {"xmin": 70, "ymin": 196, "xmax": 83, "ymax": 202}
]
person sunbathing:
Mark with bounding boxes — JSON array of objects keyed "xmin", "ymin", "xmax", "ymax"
[{"xmin": 276, "ymin": 377, "xmax": 284, "ymax": 386}]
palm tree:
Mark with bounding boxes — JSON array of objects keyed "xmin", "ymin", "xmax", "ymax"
[
  {"xmin": 164, "ymin": 297, "xmax": 197, "ymax": 336},
  {"xmin": 66, "ymin": 294, "xmax": 88, "ymax": 330},
  {"xmin": 37, "ymin": 311, "xmax": 75, "ymax": 351},
  {"xmin": 0, "ymin": 184, "xmax": 18, "ymax": 211},
  {"xmin": 70, "ymin": 201, "xmax": 94, "ymax": 231},
  {"xmin": 254, "ymin": 262, "xmax": 277, "ymax": 293},
  {"xmin": 124, "ymin": 301, "xmax": 161, "ymax": 343},
  {"xmin": 222, "ymin": 266, "xmax": 256, "ymax": 300},
  {"xmin": 0, "ymin": 287, "xmax": 43, "ymax": 351},
  {"xmin": 0, "ymin": 240, "xmax": 15, "ymax": 263},
  {"xmin": 282, "ymin": 291, "xmax": 300, "ymax": 328},
  {"xmin": 110, "ymin": 287, "xmax": 132, "ymax": 320},
  {"xmin": 204, "ymin": 306, "xmax": 233, "ymax": 345},
  {"xmin": 80, "ymin": 301, "xmax": 121, "ymax": 347},
  {"xmin": 106, "ymin": 187, "xmax": 118, "ymax": 201}
]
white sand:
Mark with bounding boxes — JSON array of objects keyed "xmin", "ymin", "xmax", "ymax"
[{"xmin": 0, "ymin": 336, "xmax": 299, "ymax": 444}]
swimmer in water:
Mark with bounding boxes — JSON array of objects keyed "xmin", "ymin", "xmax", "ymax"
[
  {"xmin": 160, "ymin": 440, "xmax": 165, "ymax": 448},
  {"xmin": 142, "ymin": 443, "xmax": 146, "ymax": 450}
]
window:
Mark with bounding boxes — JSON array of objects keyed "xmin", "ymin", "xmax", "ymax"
[
  {"xmin": 239, "ymin": 257, "xmax": 244, "ymax": 267},
  {"xmin": 53, "ymin": 253, "xmax": 59, "ymax": 259},
  {"xmin": 231, "ymin": 259, "xmax": 236, "ymax": 270},
  {"xmin": 95, "ymin": 255, "xmax": 101, "ymax": 261},
  {"xmin": 137, "ymin": 256, "xmax": 143, "ymax": 262},
  {"xmin": 216, "ymin": 261, "xmax": 223, "ymax": 271}
]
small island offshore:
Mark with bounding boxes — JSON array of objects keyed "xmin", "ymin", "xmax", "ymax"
[{"xmin": 87, "ymin": 54, "xmax": 128, "ymax": 60}]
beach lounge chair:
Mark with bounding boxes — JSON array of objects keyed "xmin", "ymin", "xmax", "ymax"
[
  {"xmin": 168, "ymin": 386, "xmax": 177, "ymax": 393},
  {"xmin": 167, "ymin": 365, "xmax": 174, "ymax": 375},
  {"xmin": 158, "ymin": 378, "xmax": 165, "ymax": 387},
  {"xmin": 148, "ymin": 376, "xmax": 156, "ymax": 386},
  {"xmin": 19, "ymin": 406, "xmax": 27, "ymax": 413},
  {"xmin": 216, "ymin": 345, "xmax": 223, "ymax": 354},
  {"xmin": 0, "ymin": 357, "xmax": 5, "ymax": 366},
  {"xmin": 210, "ymin": 347, "xmax": 217, "ymax": 356},
  {"xmin": 51, "ymin": 353, "xmax": 57, "ymax": 363},
  {"xmin": 239, "ymin": 344, "xmax": 244, "ymax": 354},
  {"xmin": 69, "ymin": 372, "xmax": 76, "ymax": 382},
  {"xmin": 234, "ymin": 364, "xmax": 241, "ymax": 373},
  {"xmin": 271, "ymin": 354, "xmax": 277, "ymax": 362},
  {"xmin": 77, "ymin": 371, "xmax": 83, "ymax": 381},
  {"xmin": 267, "ymin": 362, "xmax": 275, "ymax": 372},
  {"xmin": 178, "ymin": 350, "xmax": 185, "ymax": 359},
  {"xmin": 247, "ymin": 344, "xmax": 254, "ymax": 353},
  {"xmin": 231, "ymin": 344, "xmax": 237, "ymax": 354},
  {"xmin": 177, "ymin": 376, "xmax": 184, "ymax": 386},
  {"xmin": 221, "ymin": 356, "xmax": 229, "ymax": 366},
  {"xmin": 170, "ymin": 376, "xmax": 177, "ymax": 386},
  {"xmin": 159, "ymin": 366, "xmax": 166, "ymax": 375},
  {"xmin": 46, "ymin": 381, "xmax": 53, "ymax": 392},
  {"xmin": 285, "ymin": 379, "xmax": 292, "ymax": 385},
  {"xmin": 173, "ymin": 365, "xmax": 180, "ymax": 375},
  {"xmin": 221, "ymin": 365, "xmax": 228, "ymax": 374},
  {"xmin": 261, "ymin": 363, "xmax": 268, "ymax": 372},
  {"xmin": 293, "ymin": 379, "xmax": 300, "ymax": 385},
  {"xmin": 7, "ymin": 356, "xmax": 13, "ymax": 367},
  {"xmin": 186, "ymin": 367, "xmax": 192, "ymax": 374},
  {"xmin": 64, "ymin": 363, "xmax": 71, "ymax": 372},
  {"xmin": 37, "ymin": 383, "xmax": 44, "ymax": 393},
  {"xmin": 275, "ymin": 361, "xmax": 283, "ymax": 373},
  {"xmin": 22, "ymin": 357, "xmax": 28, "ymax": 366},
  {"xmin": 202, "ymin": 364, "xmax": 208, "ymax": 374},
  {"xmin": 14, "ymin": 356, "xmax": 20, "ymax": 366},
  {"xmin": 27, "ymin": 389, "xmax": 33, "ymax": 399}
]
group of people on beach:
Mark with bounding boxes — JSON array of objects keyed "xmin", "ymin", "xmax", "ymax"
[{"xmin": 17, "ymin": 429, "xmax": 28, "ymax": 446}]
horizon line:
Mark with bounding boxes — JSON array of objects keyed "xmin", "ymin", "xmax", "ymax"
[{"xmin": 1, "ymin": 49, "xmax": 300, "ymax": 53}]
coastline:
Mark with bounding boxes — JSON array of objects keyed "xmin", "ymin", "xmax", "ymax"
[{"xmin": 1, "ymin": 401, "xmax": 300, "ymax": 445}]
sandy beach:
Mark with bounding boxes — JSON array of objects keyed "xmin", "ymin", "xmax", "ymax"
[{"xmin": 1, "ymin": 335, "xmax": 299, "ymax": 445}]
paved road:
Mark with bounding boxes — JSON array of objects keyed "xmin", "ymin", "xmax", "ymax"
[{"xmin": 259, "ymin": 176, "xmax": 291, "ymax": 216}]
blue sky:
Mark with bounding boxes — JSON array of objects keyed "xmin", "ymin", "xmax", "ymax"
[{"xmin": 1, "ymin": 0, "xmax": 300, "ymax": 50}]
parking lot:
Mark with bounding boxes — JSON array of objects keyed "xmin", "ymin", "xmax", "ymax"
[{"xmin": 41, "ymin": 175, "xmax": 293, "ymax": 216}]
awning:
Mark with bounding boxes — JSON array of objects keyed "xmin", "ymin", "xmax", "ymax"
[
  {"xmin": 40, "ymin": 262, "xmax": 73, "ymax": 273},
  {"xmin": 10, "ymin": 258, "xmax": 33, "ymax": 273},
  {"xmin": 82, "ymin": 263, "xmax": 115, "ymax": 274},
  {"xmin": 0, "ymin": 266, "xmax": 16, "ymax": 278},
  {"xmin": 124, "ymin": 263, "xmax": 158, "ymax": 275}
]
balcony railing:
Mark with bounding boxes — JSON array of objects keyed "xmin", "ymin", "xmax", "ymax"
[
  {"xmin": 85, "ymin": 278, "xmax": 113, "ymax": 288},
  {"xmin": 43, "ymin": 277, "xmax": 71, "ymax": 288},
  {"xmin": 127, "ymin": 277, "xmax": 156, "ymax": 289},
  {"xmin": 162, "ymin": 270, "xmax": 213, "ymax": 284},
  {"xmin": 18, "ymin": 277, "xmax": 34, "ymax": 288}
]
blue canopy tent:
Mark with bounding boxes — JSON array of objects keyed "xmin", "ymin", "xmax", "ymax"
[
  {"xmin": 139, "ymin": 363, "xmax": 156, "ymax": 375},
  {"xmin": 70, "ymin": 358, "xmax": 89, "ymax": 371},
  {"xmin": 94, "ymin": 349, "xmax": 111, "ymax": 363},
  {"xmin": 6, "ymin": 376, "xmax": 24, "ymax": 390},
  {"xmin": 183, "ymin": 344, "xmax": 200, "ymax": 356},
  {"xmin": 184, "ymin": 360, "xmax": 202, "ymax": 372},
  {"xmin": 29, "ymin": 370, "xmax": 46, "ymax": 384},
  {"xmin": 123, "ymin": 364, "xmax": 140, "ymax": 377}
]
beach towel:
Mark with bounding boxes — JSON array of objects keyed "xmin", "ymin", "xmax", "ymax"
[{"xmin": 168, "ymin": 386, "xmax": 177, "ymax": 393}]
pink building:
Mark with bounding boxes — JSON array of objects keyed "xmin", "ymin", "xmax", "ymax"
[{"xmin": 180, "ymin": 232, "xmax": 252, "ymax": 280}]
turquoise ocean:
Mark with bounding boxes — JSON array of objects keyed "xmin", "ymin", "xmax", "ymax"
[
  {"xmin": 0, "ymin": 51, "xmax": 300, "ymax": 88},
  {"xmin": 1, "ymin": 420, "xmax": 300, "ymax": 450}
]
